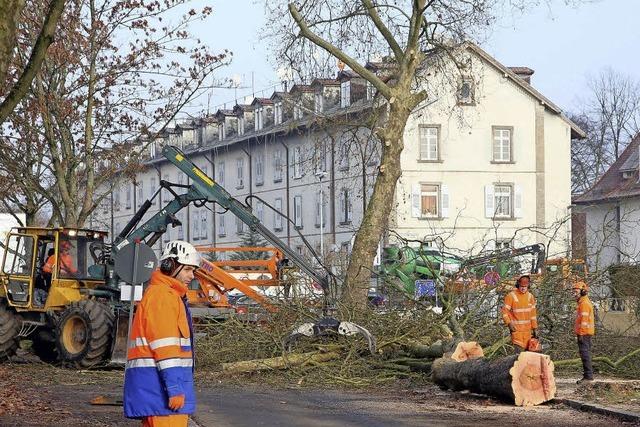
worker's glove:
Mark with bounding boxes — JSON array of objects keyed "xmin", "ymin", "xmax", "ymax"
[
  {"xmin": 508, "ymin": 323, "xmax": 516, "ymax": 333},
  {"xmin": 532, "ymin": 329, "xmax": 538, "ymax": 339},
  {"xmin": 168, "ymin": 394, "xmax": 185, "ymax": 411}
]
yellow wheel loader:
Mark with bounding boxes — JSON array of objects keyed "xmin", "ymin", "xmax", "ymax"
[{"xmin": 0, "ymin": 227, "xmax": 122, "ymax": 367}]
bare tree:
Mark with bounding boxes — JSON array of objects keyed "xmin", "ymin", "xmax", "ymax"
[
  {"xmin": 1, "ymin": 0, "xmax": 230, "ymax": 226},
  {"xmin": 571, "ymin": 69, "xmax": 640, "ymax": 194},
  {"xmin": 266, "ymin": 0, "xmax": 576, "ymax": 306},
  {"xmin": 0, "ymin": 0, "xmax": 65, "ymax": 124}
]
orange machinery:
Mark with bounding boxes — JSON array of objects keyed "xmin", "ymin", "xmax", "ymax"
[{"xmin": 187, "ymin": 246, "xmax": 287, "ymax": 313}]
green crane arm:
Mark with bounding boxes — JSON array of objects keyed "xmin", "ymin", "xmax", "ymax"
[{"xmin": 157, "ymin": 145, "xmax": 331, "ymax": 292}]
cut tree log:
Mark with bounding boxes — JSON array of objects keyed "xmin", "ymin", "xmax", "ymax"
[
  {"xmin": 405, "ymin": 339, "xmax": 459, "ymax": 359},
  {"xmin": 432, "ymin": 351, "xmax": 556, "ymax": 406},
  {"xmin": 222, "ymin": 351, "xmax": 340, "ymax": 374},
  {"xmin": 450, "ymin": 341, "xmax": 484, "ymax": 362}
]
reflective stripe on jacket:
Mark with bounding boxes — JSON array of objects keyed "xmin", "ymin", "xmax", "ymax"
[
  {"xmin": 502, "ymin": 290, "xmax": 537, "ymax": 348},
  {"xmin": 575, "ymin": 296, "xmax": 595, "ymax": 336},
  {"xmin": 124, "ymin": 270, "xmax": 196, "ymax": 419}
]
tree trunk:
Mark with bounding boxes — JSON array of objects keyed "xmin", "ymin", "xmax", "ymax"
[
  {"xmin": 222, "ymin": 351, "xmax": 340, "ymax": 374},
  {"xmin": 432, "ymin": 351, "xmax": 556, "ymax": 406},
  {"xmin": 0, "ymin": 0, "xmax": 24, "ymax": 84},
  {"xmin": 343, "ymin": 99, "xmax": 412, "ymax": 306}
]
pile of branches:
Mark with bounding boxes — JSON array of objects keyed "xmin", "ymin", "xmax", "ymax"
[{"xmin": 195, "ymin": 302, "xmax": 465, "ymax": 388}]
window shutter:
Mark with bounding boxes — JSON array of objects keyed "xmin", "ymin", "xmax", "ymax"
[
  {"xmin": 411, "ymin": 184, "xmax": 421, "ymax": 218},
  {"xmin": 514, "ymin": 185, "xmax": 523, "ymax": 218},
  {"xmin": 484, "ymin": 185, "xmax": 495, "ymax": 218},
  {"xmin": 441, "ymin": 185, "xmax": 449, "ymax": 218}
]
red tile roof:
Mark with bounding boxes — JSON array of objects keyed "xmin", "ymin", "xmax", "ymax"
[{"xmin": 573, "ymin": 133, "xmax": 640, "ymax": 204}]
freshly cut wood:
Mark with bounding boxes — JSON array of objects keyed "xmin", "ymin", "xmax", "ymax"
[
  {"xmin": 432, "ymin": 351, "xmax": 556, "ymax": 406},
  {"xmin": 222, "ymin": 351, "xmax": 340, "ymax": 374},
  {"xmin": 450, "ymin": 341, "xmax": 484, "ymax": 362}
]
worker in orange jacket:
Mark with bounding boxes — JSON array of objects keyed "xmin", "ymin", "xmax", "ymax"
[
  {"xmin": 501, "ymin": 275, "xmax": 538, "ymax": 353},
  {"xmin": 573, "ymin": 281, "xmax": 595, "ymax": 383},
  {"xmin": 43, "ymin": 240, "xmax": 78, "ymax": 276},
  {"xmin": 124, "ymin": 240, "xmax": 201, "ymax": 427}
]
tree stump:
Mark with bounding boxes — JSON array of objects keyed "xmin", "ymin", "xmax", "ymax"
[{"xmin": 432, "ymin": 351, "xmax": 556, "ymax": 406}]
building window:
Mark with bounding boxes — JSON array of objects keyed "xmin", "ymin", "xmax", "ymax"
[
  {"xmin": 255, "ymin": 107, "xmax": 263, "ymax": 131},
  {"xmin": 177, "ymin": 212, "xmax": 184, "ymax": 240},
  {"xmin": 314, "ymin": 92, "xmax": 323, "ymax": 113},
  {"xmin": 274, "ymin": 197, "xmax": 283, "ymax": 231},
  {"xmin": 492, "ymin": 127, "xmax": 512, "ymax": 162},
  {"xmin": 101, "ymin": 199, "xmax": 108, "ymax": 214},
  {"xmin": 256, "ymin": 200, "xmax": 264, "ymax": 223},
  {"xmin": 274, "ymin": 102, "xmax": 282, "ymax": 125},
  {"xmin": 315, "ymin": 191, "xmax": 326, "ymax": 228},
  {"xmin": 236, "ymin": 158, "xmax": 244, "ymax": 189},
  {"xmin": 255, "ymin": 153, "xmax": 264, "ymax": 186},
  {"xmin": 315, "ymin": 142, "xmax": 327, "ymax": 173},
  {"xmin": 200, "ymin": 210, "xmax": 208, "ymax": 240},
  {"xmin": 137, "ymin": 182, "xmax": 144, "ymax": 208},
  {"xmin": 236, "ymin": 216, "xmax": 244, "ymax": 234},
  {"xmin": 412, "ymin": 183, "xmax": 449, "ymax": 219},
  {"xmin": 340, "ymin": 81, "xmax": 351, "ymax": 107},
  {"xmin": 366, "ymin": 81, "xmax": 375, "ymax": 100},
  {"xmin": 420, "ymin": 184, "xmax": 439, "ymax": 218},
  {"xmin": 150, "ymin": 177, "xmax": 157, "ymax": 205},
  {"xmin": 192, "ymin": 211, "xmax": 200, "ymax": 240},
  {"xmin": 149, "ymin": 142, "xmax": 157, "ymax": 158},
  {"xmin": 339, "ymin": 189, "xmax": 352, "ymax": 224},
  {"xmin": 126, "ymin": 184, "xmax": 132, "ymax": 209},
  {"xmin": 339, "ymin": 142, "xmax": 349, "ymax": 170},
  {"xmin": 494, "ymin": 184, "xmax": 512, "ymax": 218},
  {"xmin": 457, "ymin": 77, "xmax": 475, "ymax": 105},
  {"xmin": 293, "ymin": 146, "xmax": 303, "ymax": 179},
  {"xmin": 496, "ymin": 240, "xmax": 511, "ymax": 250},
  {"xmin": 294, "ymin": 195, "xmax": 303, "ymax": 229},
  {"xmin": 238, "ymin": 116, "xmax": 245, "ymax": 135},
  {"xmin": 273, "ymin": 150, "xmax": 283, "ymax": 182},
  {"xmin": 218, "ymin": 122, "xmax": 225, "ymax": 140},
  {"xmin": 217, "ymin": 162, "xmax": 225, "ymax": 186},
  {"xmin": 217, "ymin": 213, "xmax": 226, "ymax": 237},
  {"xmin": 114, "ymin": 189, "xmax": 120, "ymax": 211},
  {"xmin": 293, "ymin": 102, "xmax": 303, "ymax": 120},
  {"xmin": 419, "ymin": 126, "xmax": 439, "ymax": 161}
]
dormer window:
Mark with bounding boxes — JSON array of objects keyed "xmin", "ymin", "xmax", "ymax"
[
  {"xmin": 340, "ymin": 81, "xmax": 351, "ymax": 107},
  {"xmin": 274, "ymin": 102, "xmax": 283, "ymax": 125},
  {"xmin": 622, "ymin": 170, "xmax": 635, "ymax": 179},
  {"xmin": 293, "ymin": 102, "xmax": 303, "ymax": 120},
  {"xmin": 314, "ymin": 92, "xmax": 323, "ymax": 113},
  {"xmin": 238, "ymin": 116, "xmax": 245, "ymax": 135},
  {"xmin": 255, "ymin": 107, "xmax": 263, "ymax": 131},
  {"xmin": 218, "ymin": 122, "xmax": 225, "ymax": 140},
  {"xmin": 457, "ymin": 77, "xmax": 475, "ymax": 105}
]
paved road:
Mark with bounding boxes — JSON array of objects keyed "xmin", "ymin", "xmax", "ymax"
[{"xmin": 190, "ymin": 384, "xmax": 622, "ymax": 427}]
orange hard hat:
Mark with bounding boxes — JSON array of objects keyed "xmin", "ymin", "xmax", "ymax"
[{"xmin": 572, "ymin": 281, "xmax": 588, "ymax": 291}]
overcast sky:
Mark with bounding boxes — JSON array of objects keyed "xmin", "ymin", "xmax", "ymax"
[{"xmin": 187, "ymin": 0, "xmax": 640, "ymax": 116}]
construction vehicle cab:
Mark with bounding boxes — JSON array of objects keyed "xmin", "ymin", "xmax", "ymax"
[{"xmin": 0, "ymin": 227, "xmax": 117, "ymax": 366}]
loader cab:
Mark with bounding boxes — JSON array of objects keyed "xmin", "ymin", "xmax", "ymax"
[{"xmin": 1, "ymin": 227, "xmax": 108, "ymax": 310}]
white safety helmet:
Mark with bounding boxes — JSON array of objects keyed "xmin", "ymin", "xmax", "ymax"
[{"xmin": 160, "ymin": 240, "xmax": 201, "ymax": 268}]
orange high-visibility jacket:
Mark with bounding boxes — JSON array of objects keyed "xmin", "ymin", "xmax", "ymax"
[
  {"xmin": 43, "ymin": 253, "xmax": 77, "ymax": 274},
  {"xmin": 502, "ymin": 290, "xmax": 538, "ymax": 348},
  {"xmin": 123, "ymin": 270, "xmax": 195, "ymax": 418},
  {"xmin": 575, "ymin": 295, "xmax": 595, "ymax": 336}
]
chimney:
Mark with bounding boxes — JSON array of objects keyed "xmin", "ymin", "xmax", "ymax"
[{"xmin": 508, "ymin": 67, "xmax": 535, "ymax": 84}]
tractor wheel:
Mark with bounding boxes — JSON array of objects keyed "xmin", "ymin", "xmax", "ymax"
[
  {"xmin": 56, "ymin": 300, "xmax": 115, "ymax": 368},
  {"xmin": 31, "ymin": 328, "xmax": 59, "ymax": 364},
  {"xmin": 0, "ymin": 302, "xmax": 20, "ymax": 360}
]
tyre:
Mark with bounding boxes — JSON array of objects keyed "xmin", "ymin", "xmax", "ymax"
[
  {"xmin": 55, "ymin": 300, "xmax": 115, "ymax": 368},
  {"xmin": 31, "ymin": 328, "xmax": 59, "ymax": 364},
  {"xmin": 0, "ymin": 301, "xmax": 20, "ymax": 360}
]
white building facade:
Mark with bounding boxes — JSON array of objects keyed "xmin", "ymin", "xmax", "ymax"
[{"xmin": 89, "ymin": 43, "xmax": 582, "ymax": 262}]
